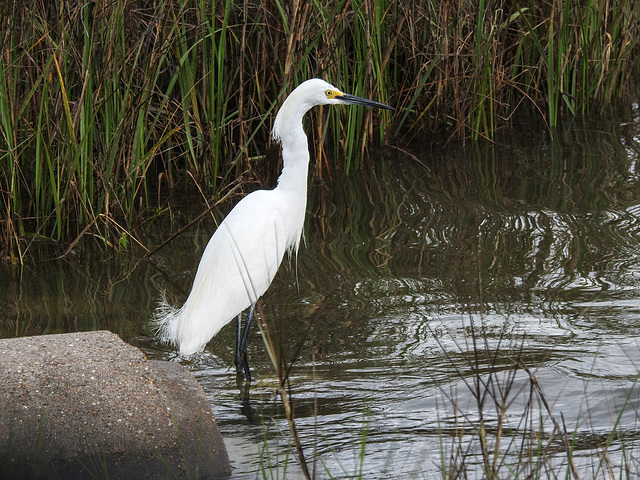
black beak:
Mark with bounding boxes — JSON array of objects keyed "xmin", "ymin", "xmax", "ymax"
[{"xmin": 337, "ymin": 93, "xmax": 394, "ymax": 111}]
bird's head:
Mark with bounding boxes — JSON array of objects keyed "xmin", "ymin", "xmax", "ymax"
[
  {"xmin": 298, "ymin": 79, "xmax": 394, "ymax": 110},
  {"xmin": 272, "ymin": 79, "xmax": 393, "ymax": 142}
]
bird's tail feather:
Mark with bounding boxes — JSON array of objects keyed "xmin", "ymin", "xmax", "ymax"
[{"xmin": 152, "ymin": 292, "xmax": 183, "ymax": 348}]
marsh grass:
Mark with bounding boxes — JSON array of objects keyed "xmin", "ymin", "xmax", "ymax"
[
  {"xmin": 1, "ymin": 0, "xmax": 639, "ymax": 259},
  {"xmin": 430, "ymin": 318, "xmax": 580, "ymax": 479},
  {"xmin": 254, "ymin": 301, "xmax": 313, "ymax": 479},
  {"xmin": 431, "ymin": 316, "xmax": 640, "ymax": 479},
  {"xmin": 255, "ymin": 310, "xmax": 640, "ymax": 479}
]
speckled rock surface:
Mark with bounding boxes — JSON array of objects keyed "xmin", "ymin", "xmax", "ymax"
[{"xmin": 0, "ymin": 331, "xmax": 230, "ymax": 479}]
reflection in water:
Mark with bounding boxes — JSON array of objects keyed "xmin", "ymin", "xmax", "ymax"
[{"xmin": 2, "ymin": 111, "xmax": 640, "ymax": 477}]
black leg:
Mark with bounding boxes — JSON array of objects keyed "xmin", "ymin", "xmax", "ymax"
[
  {"xmin": 235, "ymin": 313, "xmax": 243, "ymax": 375},
  {"xmin": 234, "ymin": 305, "xmax": 255, "ymax": 382},
  {"xmin": 239, "ymin": 305, "xmax": 255, "ymax": 382}
]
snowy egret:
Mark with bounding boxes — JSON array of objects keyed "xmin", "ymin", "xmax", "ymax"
[{"xmin": 153, "ymin": 78, "xmax": 393, "ymax": 381}]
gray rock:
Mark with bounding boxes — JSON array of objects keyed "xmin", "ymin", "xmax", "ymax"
[{"xmin": 0, "ymin": 331, "xmax": 231, "ymax": 479}]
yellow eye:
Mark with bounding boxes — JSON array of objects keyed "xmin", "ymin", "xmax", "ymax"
[{"xmin": 325, "ymin": 90, "xmax": 334, "ymax": 98}]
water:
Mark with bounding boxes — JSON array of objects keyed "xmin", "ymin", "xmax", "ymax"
[{"xmin": 2, "ymin": 107, "xmax": 640, "ymax": 478}]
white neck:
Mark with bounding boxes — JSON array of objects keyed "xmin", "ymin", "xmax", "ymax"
[{"xmin": 271, "ymin": 93, "xmax": 314, "ymax": 253}]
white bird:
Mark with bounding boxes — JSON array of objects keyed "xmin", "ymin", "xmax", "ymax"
[{"xmin": 153, "ymin": 78, "xmax": 393, "ymax": 381}]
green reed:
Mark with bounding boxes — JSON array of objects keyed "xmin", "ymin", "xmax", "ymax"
[{"xmin": 1, "ymin": 0, "xmax": 638, "ymax": 259}]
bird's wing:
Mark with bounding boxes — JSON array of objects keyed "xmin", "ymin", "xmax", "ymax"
[
  {"xmin": 170, "ymin": 189, "xmax": 292, "ymax": 353},
  {"xmin": 189, "ymin": 190, "xmax": 289, "ymax": 310},
  {"xmin": 215, "ymin": 190, "xmax": 289, "ymax": 302}
]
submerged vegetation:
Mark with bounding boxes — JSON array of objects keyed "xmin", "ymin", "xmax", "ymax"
[{"xmin": 1, "ymin": 0, "xmax": 639, "ymax": 259}]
